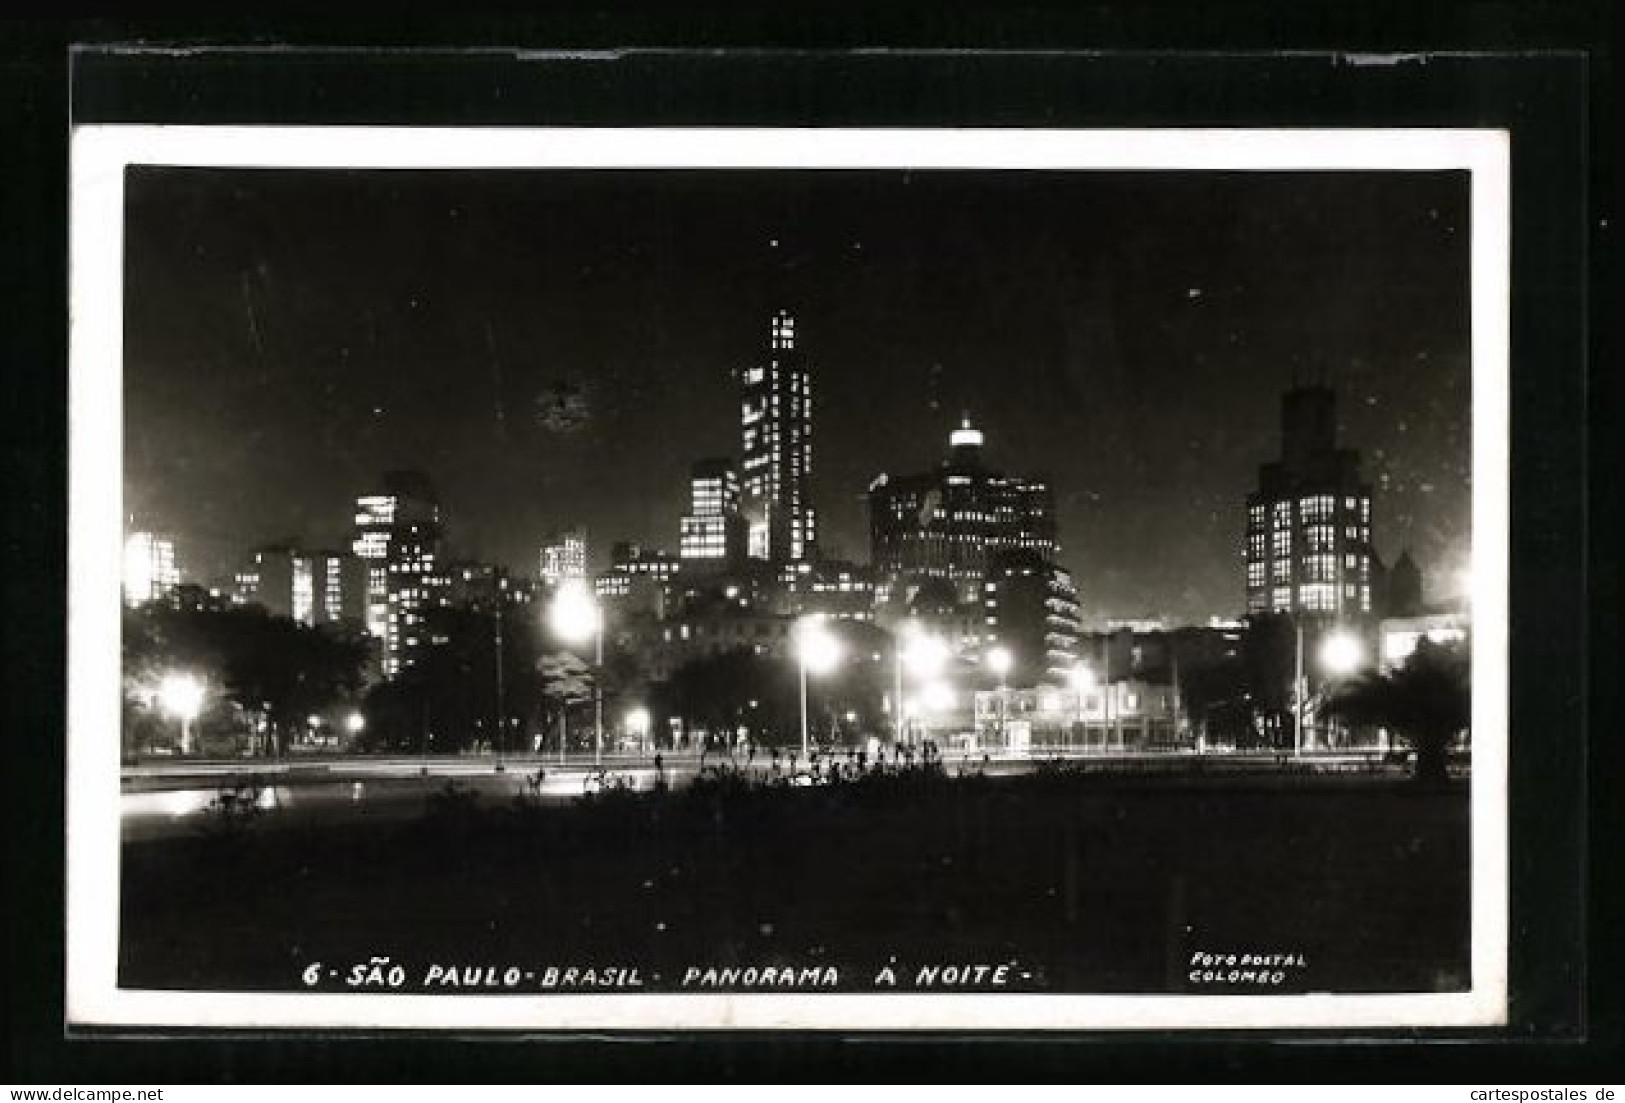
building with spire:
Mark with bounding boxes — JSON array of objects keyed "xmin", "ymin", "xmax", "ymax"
[
  {"xmin": 740, "ymin": 308, "xmax": 815, "ymax": 564},
  {"xmin": 1244, "ymin": 384, "xmax": 1375, "ymax": 618}
]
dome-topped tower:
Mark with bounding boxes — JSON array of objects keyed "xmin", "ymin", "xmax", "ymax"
[{"xmin": 947, "ymin": 413, "xmax": 985, "ymax": 469}]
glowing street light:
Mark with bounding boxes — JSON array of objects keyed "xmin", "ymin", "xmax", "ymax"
[
  {"xmin": 158, "ymin": 673, "xmax": 205, "ymax": 755},
  {"xmin": 1067, "ymin": 662, "xmax": 1097, "ymax": 751},
  {"xmin": 894, "ymin": 624, "xmax": 949, "ymax": 747},
  {"xmin": 1319, "ymin": 629, "xmax": 1365, "ymax": 677},
  {"xmin": 624, "ymin": 705, "xmax": 651, "ymax": 752},
  {"xmin": 345, "ymin": 711, "xmax": 366, "ymax": 738},
  {"xmin": 1294, "ymin": 622, "xmax": 1368, "ymax": 754},
  {"xmin": 1318, "ymin": 628, "xmax": 1365, "ymax": 749},
  {"xmin": 921, "ymin": 680, "xmax": 955, "ymax": 713},
  {"xmin": 796, "ymin": 617, "xmax": 843, "ymax": 758},
  {"xmin": 549, "ymin": 580, "xmax": 604, "ymax": 765},
  {"xmin": 903, "ymin": 630, "xmax": 950, "ymax": 677},
  {"xmin": 986, "ymin": 646, "xmax": 1013, "ymax": 749}
]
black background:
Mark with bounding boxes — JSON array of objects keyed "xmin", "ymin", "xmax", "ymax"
[{"xmin": 3, "ymin": 8, "xmax": 1614, "ymax": 1085}]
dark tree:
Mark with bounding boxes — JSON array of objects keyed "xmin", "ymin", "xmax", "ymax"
[
  {"xmin": 657, "ymin": 647, "xmax": 798, "ymax": 749},
  {"xmin": 1322, "ymin": 639, "xmax": 1470, "ymax": 786},
  {"xmin": 122, "ymin": 599, "xmax": 370, "ymax": 756}
]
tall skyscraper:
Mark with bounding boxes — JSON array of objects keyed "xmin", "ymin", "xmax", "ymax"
[
  {"xmin": 740, "ymin": 308, "xmax": 815, "ymax": 563},
  {"xmin": 122, "ymin": 531, "xmax": 179, "ymax": 605},
  {"xmin": 352, "ymin": 470, "xmax": 445, "ymax": 677},
  {"xmin": 869, "ymin": 416, "xmax": 1060, "ymax": 609},
  {"xmin": 1244, "ymin": 384, "xmax": 1374, "ymax": 617},
  {"xmin": 678, "ymin": 458, "xmax": 748, "ymax": 570},
  {"xmin": 539, "ymin": 528, "xmax": 589, "ymax": 587}
]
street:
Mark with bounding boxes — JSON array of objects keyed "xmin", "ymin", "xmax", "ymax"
[{"xmin": 117, "ymin": 748, "xmax": 1415, "ymax": 842}]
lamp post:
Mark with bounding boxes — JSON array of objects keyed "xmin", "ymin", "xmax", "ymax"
[
  {"xmin": 1100, "ymin": 634, "xmax": 1120, "ymax": 754},
  {"xmin": 624, "ymin": 705, "xmax": 651, "ymax": 755},
  {"xmin": 795, "ymin": 617, "xmax": 843, "ymax": 760},
  {"xmin": 158, "ymin": 673, "xmax": 204, "ymax": 756},
  {"xmin": 920, "ymin": 680, "xmax": 955, "ymax": 745},
  {"xmin": 1317, "ymin": 627, "xmax": 1365, "ymax": 750},
  {"xmin": 344, "ymin": 711, "xmax": 365, "ymax": 751},
  {"xmin": 987, "ymin": 646, "xmax": 1013, "ymax": 752},
  {"xmin": 549, "ymin": 580, "xmax": 604, "ymax": 765},
  {"xmin": 896, "ymin": 624, "xmax": 949, "ymax": 748},
  {"xmin": 1068, "ymin": 662, "xmax": 1096, "ymax": 755},
  {"xmin": 1293, "ymin": 619, "xmax": 1306, "ymax": 755},
  {"xmin": 493, "ymin": 598, "xmax": 506, "ymax": 770}
]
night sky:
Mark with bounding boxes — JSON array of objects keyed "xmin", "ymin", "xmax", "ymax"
[{"xmin": 123, "ymin": 167, "xmax": 1471, "ymax": 624}]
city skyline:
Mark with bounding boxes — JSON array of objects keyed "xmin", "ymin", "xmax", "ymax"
[{"xmin": 124, "ymin": 167, "xmax": 1471, "ymax": 622}]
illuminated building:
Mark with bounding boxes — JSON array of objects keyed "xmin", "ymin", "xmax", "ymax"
[
  {"xmin": 868, "ymin": 416, "xmax": 1059, "ymax": 610},
  {"xmin": 970, "ymin": 679, "xmax": 1180, "ymax": 754},
  {"xmin": 1244, "ymin": 385, "xmax": 1374, "ymax": 617},
  {"xmin": 352, "ymin": 470, "xmax": 446, "ymax": 677},
  {"xmin": 982, "ymin": 549, "xmax": 1082, "ymax": 685},
  {"xmin": 236, "ymin": 547, "xmax": 365, "ymax": 626},
  {"xmin": 799, "ymin": 559, "xmax": 877, "ymax": 622},
  {"xmin": 740, "ymin": 309, "xmax": 815, "ymax": 563},
  {"xmin": 297, "ymin": 550, "xmax": 367, "ymax": 626},
  {"xmin": 122, "ymin": 531, "xmax": 180, "ymax": 606},
  {"xmin": 1378, "ymin": 611, "xmax": 1470, "ymax": 669},
  {"xmin": 539, "ymin": 527, "xmax": 588, "ymax": 587},
  {"xmin": 596, "ymin": 541, "xmax": 680, "ymax": 613},
  {"xmin": 678, "ymin": 458, "xmax": 748, "ymax": 570},
  {"xmin": 233, "ymin": 544, "xmax": 296, "ymax": 617}
]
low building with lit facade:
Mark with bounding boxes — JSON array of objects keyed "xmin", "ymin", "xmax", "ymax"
[
  {"xmin": 1378, "ymin": 610, "xmax": 1470, "ymax": 670},
  {"xmin": 967, "ymin": 678, "xmax": 1182, "ymax": 754},
  {"xmin": 122, "ymin": 530, "xmax": 180, "ymax": 605},
  {"xmin": 352, "ymin": 470, "xmax": 446, "ymax": 678},
  {"xmin": 798, "ymin": 558, "xmax": 877, "ymax": 622},
  {"xmin": 596, "ymin": 542, "xmax": 681, "ymax": 615},
  {"xmin": 678, "ymin": 458, "xmax": 748, "ymax": 571},
  {"xmin": 233, "ymin": 544, "xmax": 296, "ymax": 618},
  {"xmin": 869, "ymin": 417, "xmax": 1059, "ymax": 613},
  {"xmin": 1244, "ymin": 384, "xmax": 1375, "ymax": 619}
]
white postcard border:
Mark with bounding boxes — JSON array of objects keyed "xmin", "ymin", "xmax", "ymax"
[{"xmin": 68, "ymin": 125, "xmax": 1510, "ymax": 1031}]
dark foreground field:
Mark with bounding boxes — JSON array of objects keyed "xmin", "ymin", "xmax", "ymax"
[{"xmin": 120, "ymin": 768, "xmax": 1470, "ymax": 994}]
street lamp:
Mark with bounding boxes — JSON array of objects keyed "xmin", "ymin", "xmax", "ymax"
[
  {"xmin": 1319, "ymin": 629, "xmax": 1364, "ymax": 677},
  {"xmin": 1318, "ymin": 628, "xmax": 1365, "ymax": 750},
  {"xmin": 1068, "ymin": 662, "xmax": 1096, "ymax": 754},
  {"xmin": 895, "ymin": 624, "xmax": 949, "ymax": 747},
  {"xmin": 549, "ymin": 580, "xmax": 604, "ymax": 765},
  {"xmin": 624, "ymin": 705, "xmax": 651, "ymax": 754},
  {"xmin": 795, "ymin": 617, "xmax": 843, "ymax": 759},
  {"xmin": 986, "ymin": 646, "xmax": 1013, "ymax": 751},
  {"xmin": 158, "ymin": 673, "xmax": 205, "ymax": 756}
]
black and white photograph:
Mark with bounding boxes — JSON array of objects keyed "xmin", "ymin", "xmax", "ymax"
[{"xmin": 67, "ymin": 127, "xmax": 1509, "ymax": 1031}]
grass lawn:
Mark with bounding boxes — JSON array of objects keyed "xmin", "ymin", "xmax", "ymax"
[{"xmin": 119, "ymin": 768, "xmax": 1470, "ymax": 995}]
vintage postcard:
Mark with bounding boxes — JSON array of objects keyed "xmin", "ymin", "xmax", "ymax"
[{"xmin": 68, "ymin": 126, "xmax": 1508, "ymax": 1030}]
